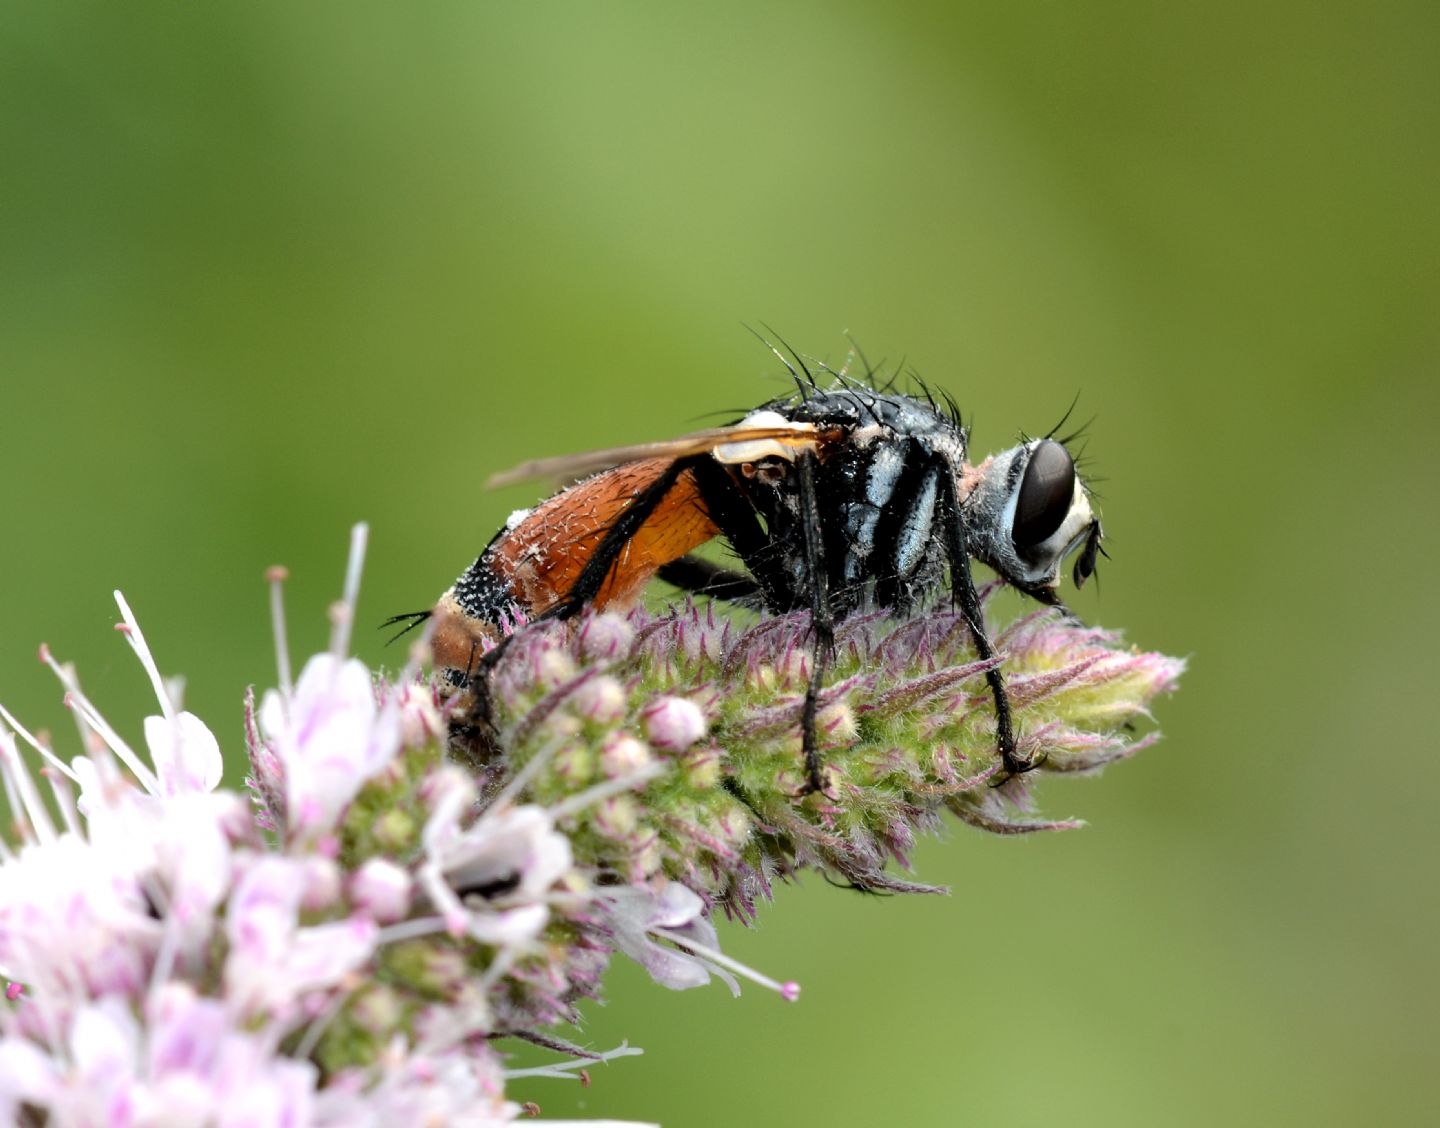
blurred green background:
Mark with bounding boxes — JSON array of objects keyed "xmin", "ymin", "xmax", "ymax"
[{"xmin": 2, "ymin": 2, "xmax": 1436, "ymax": 1125}]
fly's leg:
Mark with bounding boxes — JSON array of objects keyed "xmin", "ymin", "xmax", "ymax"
[
  {"xmin": 688, "ymin": 457, "xmax": 833, "ymax": 793},
  {"xmin": 934, "ymin": 458, "xmax": 1038, "ymax": 782},
  {"xmin": 656, "ymin": 556, "xmax": 761, "ymax": 602},
  {"xmin": 793, "ymin": 448, "xmax": 835, "ymax": 794}
]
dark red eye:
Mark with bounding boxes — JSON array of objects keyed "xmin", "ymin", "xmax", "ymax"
[{"xmin": 1012, "ymin": 440, "xmax": 1075, "ymax": 551}]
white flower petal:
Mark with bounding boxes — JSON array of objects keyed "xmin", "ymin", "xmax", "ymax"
[{"xmin": 144, "ymin": 711, "xmax": 223, "ymax": 796}]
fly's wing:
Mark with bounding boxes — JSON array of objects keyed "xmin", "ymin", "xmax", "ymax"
[{"xmin": 485, "ymin": 422, "xmax": 826, "ymax": 489}]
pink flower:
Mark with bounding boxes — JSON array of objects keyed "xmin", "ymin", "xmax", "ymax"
[
  {"xmin": 0, "ymin": 831, "xmax": 159, "ymax": 1006},
  {"xmin": 597, "ymin": 881, "xmax": 798, "ymax": 1001},
  {"xmin": 257, "ymin": 653, "xmax": 402, "ymax": 841},
  {"xmin": 0, "ymin": 987, "xmax": 321, "ymax": 1127},
  {"xmin": 419, "ymin": 770, "xmax": 574, "ymax": 946},
  {"xmin": 224, "ymin": 857, "xmax": 377, "ymax": 1018}
]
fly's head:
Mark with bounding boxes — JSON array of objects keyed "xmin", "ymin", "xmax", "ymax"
[{"xmin": 962, "ymin": 438, "xmax": 1103, "ymax": 605}]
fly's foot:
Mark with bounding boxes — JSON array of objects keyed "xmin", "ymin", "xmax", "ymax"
[
  {"xmin": 796, "ymin": 763, "xmax": 827, "ymax": 799},
  {"xmin": 991, "ymin": 745, "xmax": 1049, "ymax": 787}
]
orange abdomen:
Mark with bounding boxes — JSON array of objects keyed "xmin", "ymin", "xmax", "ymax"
[{"xmin": 491, "ymin": 458, "xmax": 720, "ymax": 616}]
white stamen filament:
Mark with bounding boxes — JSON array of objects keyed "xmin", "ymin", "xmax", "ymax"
[
  {"xmin": 0, "ymin": 703, "xmax": 79, "ymax": 784},
  {"xmin": 41, "ymin": 653, "xmax": 160, "ymax": 794},
  {"xmin": 268, "ymin": 566, "xmax": 294, "ymax": 702},
  {"xmin": 146, "ymin": 891, "xmax": 182, "ymax": 1003},
  {"xmin": 294, "ymin": 975, "xmax": 360, "ymax": 1060},
  {"xmin": 503, "ymin": 1040, "xmax": 644, "ymax": 1080},
  {"xmin": 375, "ymin": 915, "xmax": 450, "ymax": 945},
  {"xmin": 113, "ymin": 591, "xmax": 175, "ymax": 721},
  {"xmin": 330, "ymin": 522, "xmax": 369, "ymax": 658},
  {"xmin": 0, "ymin": 729, "xmax": 56, "ymax": 844},
  {"xmin": 476, "ymin": 944, "xmax": 519, "ymax": 993},
  {"xmin": 60, "ymin": 688, "xmax": 160, "ymax": 795},
  {"xmin": 481, "ymin": 736, "xmax": 564, "ymax": 816},
  {"xmin": 650, "ymin": 926, "xmax": 799, "ymax": 1000},
  {"xmin": 40, "ymin": 766, "xmax": 80, "ymax": 837},
  {"xmin": 0, "ymin": 751, "xmax": 26, "ymax": 855}
]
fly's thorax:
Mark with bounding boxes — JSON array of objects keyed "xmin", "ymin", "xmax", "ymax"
[
  {"xmin": 761, "ymin": 388, "xmax": 965, "ymax": 450},
  {"xmin": 962, "ymin": 438, "xmax": 1102, "ymax": 598},
  {"xmin": 715, "ymin": 391, "xmax": 968, "ymax": 616}
]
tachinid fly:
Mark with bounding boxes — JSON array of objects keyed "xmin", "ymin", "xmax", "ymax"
[{"xmin": 404, "ymin": 365, "xmax": 1103, "ymax": 792}]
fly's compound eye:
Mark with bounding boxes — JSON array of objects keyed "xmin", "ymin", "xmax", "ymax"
[{"xmin": 1011, "ymin": 439, "xmax": 1076, "ymax": 553}]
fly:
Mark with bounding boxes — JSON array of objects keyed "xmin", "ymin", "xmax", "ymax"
[{"xmin": 395, "ymin": 359, "xmax": 1104, "ymax": 793}]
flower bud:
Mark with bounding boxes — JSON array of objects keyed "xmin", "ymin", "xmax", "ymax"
[
  {"xmin": 594, "ymin": 794, "xmax": 639, "ymax": 838},
  {"xmin": 571, "ymin": 675, "xmax": 628, "ymax": 725},
  {"xmin": 552, "ymin": 743, "xmax": 595, "ymax": 785},
  {"xmin": 535, "ymin": 649, "xmax": 576, "ymax": 690},
  {"xmin": 350, "ymin": 857, "xmax": 413, "ymax": 924},
  {"xmin": 578, "ymin": 613, "xmax": 635, "ymax": 663},
  {"xmin": 819, "ymin": 701, "xmax": 857, "ymax": 742},
  {"xmin": 600, "ymin": 733, "xmax": 653, "ymax": 779},
  {"xmin": 642, "ymin": 696, "xmax": 708, "ymax": 751},
  {"xmin": 681, "ymin": 744, "xmax": 720, "ymax": 789},
  {"xmin": 395, "ymin": 681, "xmax": 443, "ymax": 747},
  {"xmin": 300, "ymin": 855, "xmax": 342, "ymax": 911}
]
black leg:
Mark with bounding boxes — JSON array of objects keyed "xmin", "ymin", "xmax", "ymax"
[
  {"xmin": 793, "ymin": 448, "xmax": 834, "ymax": 793},
  {"xmin": 657, "ymin": 556, "xmax": 761, "ymax": 602},
  {"xmin": 687, "ymin": 457, "xmax": 794, "ymax": 610},
  {"xmin": 934, "ymin": 460, "xmax": 1032, "ymax": 780},
  {"xmin": 687, "ymin": 454, "xmax": 834, "ymax": 793}
]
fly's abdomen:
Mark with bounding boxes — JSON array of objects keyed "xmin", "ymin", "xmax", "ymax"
[{"xmin": 430, "ymin": 458, "xmax": 719, "ymax": 680}]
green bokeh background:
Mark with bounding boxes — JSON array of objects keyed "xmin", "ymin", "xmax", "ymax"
[{"xmin": 3, "ymin": 3, "xmax": 1436, "ymax": 1125}]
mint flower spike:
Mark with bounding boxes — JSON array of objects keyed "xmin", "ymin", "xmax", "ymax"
[
  {"xmin": 480, "ymin": 590, "xmax": 1183, "ymax": 909},
  {"xmin": 0, "ymin": 522, "xmax": 1180, "ymax": 1127},
  {"xmin": 1, "ymin": 525, "xmax": 667, "ymax": 1127}
]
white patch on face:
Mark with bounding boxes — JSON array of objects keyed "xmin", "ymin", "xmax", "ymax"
[
  {"xmin": 1029, "ymin": 481, "xmax": 1095, "ymax": 568},
  {"xmin": 1010, "ymin": 479, "xmax": 1095, "ymax": 585},
  {"xmin": 505, "ymin": 508, "xmax": 532, "ymax": 531},
  {"xmin": 991, "ymin": 449, "xmax": 1026, "ymax": 549}
]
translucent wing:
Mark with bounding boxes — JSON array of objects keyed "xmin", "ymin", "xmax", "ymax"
[{"xmin": 485, "ymin": 422, "xmax": 824, "ymax": 489}]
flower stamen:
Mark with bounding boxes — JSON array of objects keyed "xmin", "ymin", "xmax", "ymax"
[
  {"xmin": 329, "ymin": 522, "xmax": 369, "ymax": 659},
  {"xmin": 267, "ymin": 565, "xmax": 294, "ymax": 702},
  {"xmin": 649, "ymin": 927, "xmax": 801, "ymax": 1001},
  {"xmin": 113, "ymin": 591, "xmax": 176, "ymax": 722}
]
